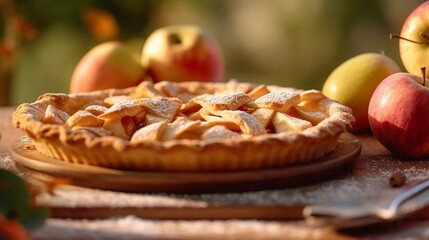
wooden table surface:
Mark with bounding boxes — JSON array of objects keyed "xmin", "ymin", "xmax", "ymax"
[{"xmin": 2, "ymin": 106, "xmax": 429, "ymax": 240}]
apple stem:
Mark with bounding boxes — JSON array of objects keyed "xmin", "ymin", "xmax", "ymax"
[
  {"xmin": 421, "ymin": 67, "xmax": 426, "ymax": 86},
  {"xmin": 420, "ymin": 32, "xmax": 429, "ymax": 41},
  {"xmin": 390, "ymin": 33, "xmax": 429, "ymax": 45},
  {"xmin": 169, "ymin": 33, "xmax": 182, "ymax": 45}
]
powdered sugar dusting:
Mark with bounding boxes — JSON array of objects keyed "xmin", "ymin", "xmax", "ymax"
[
  {"xmin": 134, "ymin": 98, "xmax": 181, "ymax": 121},
  {"xmin": 218, "ymin": 110, "xmax": 266, "ymax": 135},
  {"xmin": 172, "ymin": 167, "xmax": 429, "ymax": 207},
  {"xmin": 192, "ymin": 93, "xmax": 252, "ymax": 111},
  {"xmin": 254, "ymin": 91, "xmax": 300, "ymax": 112},
  {"xmin": 171, "ymin": 174, "xmax": 382, "ymax": 206},
  {"xmin": 202, "ymin": 125, "xmax": 241, "ymax": 141}
]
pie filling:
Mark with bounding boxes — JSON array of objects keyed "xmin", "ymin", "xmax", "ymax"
[{"xmin": 12, "ymin": 80, "xmax": 355, "ymax": 172}]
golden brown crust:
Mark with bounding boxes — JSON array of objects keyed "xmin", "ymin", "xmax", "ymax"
[{"xmin": 12, "ymin": 80, "xmax": 355, "ymax": 172}]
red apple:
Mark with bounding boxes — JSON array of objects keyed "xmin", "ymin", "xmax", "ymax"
[
  {"xmin": 368, "ymin": 69, "xmax": 429, "ymax": 158},
  {"xmin": 391, "ymin": 1, "xmax": 429, "ymax": 76},
  {"xmin": 70, "ymin": 41, "xmax": 146, "ymax": 93},
  {"xmin": 141, "ymin": 25, "xmax": 224, "ymax": 83}
]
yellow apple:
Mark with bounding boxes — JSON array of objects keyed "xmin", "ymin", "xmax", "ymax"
[
  {"xmin": 391, "ymin": 1, "xmax": 429, "ymax": 77},
  {"xmin": 141, "ymin": 25, "xmax": 224, "ymax": 83},
  {"xmin": 70, "ymin": 41, "xmax": 146, "ymax": 93},
  {"xmin": 322, "ymin": 53, "xmax": 401, "ymax": 132}
]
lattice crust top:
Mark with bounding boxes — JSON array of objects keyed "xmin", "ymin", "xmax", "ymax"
[
  {"xmin": 13, "ymin": 80, "xmax": 355, "ymax": 145},
  {"xmin": 12, "ymin": 80, "xmax": 355, "ymax": 172}
]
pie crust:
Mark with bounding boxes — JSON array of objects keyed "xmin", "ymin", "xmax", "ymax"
[{"xmin": 12, "ymin": 80, "xmax": 355, "ymax": 172}]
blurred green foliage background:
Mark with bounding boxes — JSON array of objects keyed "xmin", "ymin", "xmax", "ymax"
[{"xmin": 0, "ymin": 0, "xmax": 425, "ymax": 106}]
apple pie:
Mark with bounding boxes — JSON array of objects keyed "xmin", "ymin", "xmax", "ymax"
[{"xmin": 12, "ymin": 80, "xmax": 355, "ymax": 172}]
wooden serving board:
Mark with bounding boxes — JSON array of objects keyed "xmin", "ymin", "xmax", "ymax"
[{"xmin": 11, "ymin": 133, "xmax": 361, "ymax": 194}]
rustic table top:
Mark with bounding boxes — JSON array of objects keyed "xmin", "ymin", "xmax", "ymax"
[{"xmin": 2, "ymin": 106, "xmax": 429, "ymax": 240}]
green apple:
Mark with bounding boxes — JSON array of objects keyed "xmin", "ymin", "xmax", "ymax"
[
  {"xmin": 141, "ymin": 25, "xmax": 224, "ymax": 83},
  {"xmin": 70, "ymin": 41, "xmax": 146, "ymax": 93},
  {"xmin": 322, "ymin": 53, "xmax": 401, "ymax": 132}
]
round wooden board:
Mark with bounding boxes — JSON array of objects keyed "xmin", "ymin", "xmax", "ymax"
[{"xmin": 11, "ymin": 133, "xmax": 361, "ymax": 194}]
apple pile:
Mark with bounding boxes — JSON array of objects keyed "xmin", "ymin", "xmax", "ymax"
[
  {"xmin": 70, "ymin": 7, "xmax": 429, "ymax": 159},
  {"xmin": 323, "ymin": 1, "xmax": 429, "ymax": 159},
  {"xmin": 368, "ymin": 1, "xmax": 429, "ymax": 159},
  {"xmin": 69, "ymin": 24, "xmax": 224, "ymax": 93}
]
